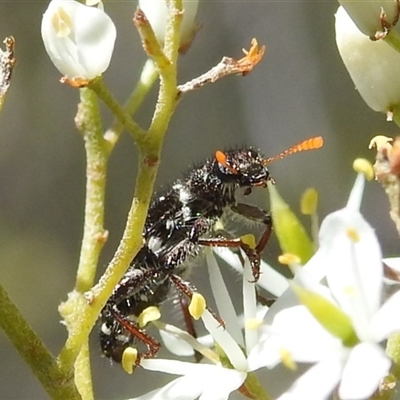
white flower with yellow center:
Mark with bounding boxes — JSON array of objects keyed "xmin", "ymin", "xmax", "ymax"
[
  {"xmin": 128, "ymin": 247, "xmax": 279, "ymax": 399},
  {"xmin": 41, "ymin": 0, "xmax": 116, "ymax": 81},
  {"xmin": 253, "ymin": 170, "xmax": 400, "ymax": 400}
]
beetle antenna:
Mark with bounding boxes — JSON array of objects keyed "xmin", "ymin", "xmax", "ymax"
[{"xmin": 263, "ymin": 136, "xmax": 323, "ymax": 165}]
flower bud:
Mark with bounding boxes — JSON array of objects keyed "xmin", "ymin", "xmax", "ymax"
[
  {"xmin": 41, "ymin": 0, "xmax": 116, "ymax": 81},
  {"xmin": 335, "ymin": 6, "xmax": 400, "ymax": 113},
  {"xmin": 139, "ymin": 0, "xmax": 199, "ymax": 50},
  {"xmin": 268, "ymin": 182, "xmax": 314, "ymax": 264},
  {"xmin": 338, "ymin": 1, "xmax": 399, "ymax": 37}
]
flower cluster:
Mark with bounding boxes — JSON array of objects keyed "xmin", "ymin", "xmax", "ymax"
[
  {"xmin": 126, "ymin": 163, "xmax": 400, "ymax": 400},
  {"xmin": 40, "ymin": 0, "xmax": 200, "ymax": 84},
  {"xmin": 37, "ymin": 1, "xmax": 400, "ymax": 399}
]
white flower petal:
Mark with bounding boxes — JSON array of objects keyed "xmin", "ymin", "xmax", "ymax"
[
  {"xmin": 214, "ymin": 247, "xmax": 289, "ymax": 297},
  {"xmin": 206, "ymin": 249, "xmax": 243, "ymax": 346},
  {"xmin": 321, "ymin": 207, "xmax": 382, "ymax": 340},
  {"xmin": 159, "ymin": 329, "xmax": 195, "ymax": 357},
  {"xmin": 198, "ymin": 368, "xmax": 246, "ymax": 400},
  {"xmin": 129, "ymin": 376, "xmax": 200, "ymax": 400},
  {"xmin": 243, "ymin": 257, "xmax": 258, "ymax": 354},
  {"xmin": 137, "ymin": 361, "xmax": 246, "ymax": 400},
  {"xmin": 371, "ymin": 290, "xmax": 400, "ymax": 341},
  {"xmin": 339, "ymin": 343, "xmax": 390, "ymax": 400},
  {"xmin": 335, "ymin": 6, "xmax": 400, "ymax": 113},
  {"xmin": 41, "ymin": 0, "xmax": 116, "ymax": 79},
  {"xmin": 277, "ymin": 358, "xmax": 343, "ymax": 400},
  {"xmin": 141, "ymin": 359, "xmax": 206, "ymax": 375},
  {"xmin": 256, "ymin": 259, "xmax": 290, "ymax": 297},
  {"xmin": 248, "ymin": 306, "xmax": 342, "ymax": 371},
  {"xmin": 301, "ymin": 245, "xmax": 329, "ymax": 281},
  {"xmin": 263, "ymin": 289, "xmax": 300, "ymax": 326},
  {"xmin": 346, "ymin": 173, "xmax": 365, "ymax": 212},
  {"xmin": 139, "ymin": 0, "xmax": 198, "ymax": 45},
  {"xmin": 201, "ymin": 310, "xmax": 248, "ymax": 371}
]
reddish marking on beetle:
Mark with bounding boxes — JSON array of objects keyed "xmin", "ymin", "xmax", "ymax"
[{"xmin": 215, "ymin": 150, "xmax": 238, "ymax": 174}]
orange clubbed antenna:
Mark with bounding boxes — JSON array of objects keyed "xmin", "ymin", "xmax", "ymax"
[{"xmin": 263, "ymin": 136, "xmax": 323, "ymax": 165}]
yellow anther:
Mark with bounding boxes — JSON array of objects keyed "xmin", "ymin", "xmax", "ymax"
[
  {"xmin": 344, "ymin": 285, "xmax": 357, "ymax": 296},
  {"xmin": 300, "ymin": 188, "xmax": 318, "ymax": 215},
  {"xmin": 122, "ymin": 347, "xmax": 138, "ymax": 375},
  {"xmin": 279, "ymin": 348, "xmax": 297, "ymax": 371},
  {"xmin": 278, "ymin": 253, "xmax": 301, "ymax": 266},
  {"xmin": 346, "ymin": 227, "xmax": 360, "ymax": 243},
  {"xmin": 245, "ymin": 318, "xmax": 263, "ymax": 330},
  {"xmin": 352, "ymin": 158, "xmax": 374, "ymax": 181},
  {"xmin": 52, "ymin": 7, "xmax": 72, "ymax": 37},
  {"xmin": 241, "ymin": 234, "xmax": 256, "ymax": 249},
  {"xmin": 188, "ymin": 293, "xmax": 206, "ymax": 320},
  {"xmin": 138, "ymin": 306, "xmax": 161, "ymax": 328}
]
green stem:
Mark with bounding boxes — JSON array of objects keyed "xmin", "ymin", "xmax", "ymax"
[
  {"xmin": 0, "ymin": 283, "xmax": 81, "ymax": 400},
  {"xmin": 243, "ymin": 372, "xmax": 272, "ymax": 400},
  {"xmin": 311, "ymin": 213, "xmax": 319, "ymax": 250},
  {"xmin": 370, "ymin": 376, "xmax": 397, "ymax": 400},
  {"xmin": 133, "ymin": 11, "xmax": 172, "ymax": 77},
  {"xmin": 74, "ymin": 87, "xmax": 109, "ymax": 293},
  {"xmin": 58, "ymin": 87, "xmax": 108, "ymax": 399},
  {"xmin": 386, "ymin": 332, "xmax": 400, "ymax": 371},
  {"xmin": 163, "ymin": 0, "xmax": 183, "ymax": 65},
  {"xmin": 57, "ymin": 151, "xmax": 159, "ymax": 371},
  {"xmin": 74, "ymin": 342, "xmax": 94, "ymax": 400},
  {"xmin": 58, "ymin": 0, "xmax": 183, "ymax": 378},
  {"xmin": 105, "ymin": 59, "xmax": 158, "ymax": 149},
  {"xmin": 217, "ymin": 344, "xmax": 272, "ymax": 400},
  {"xmin": 89, "ymin": 78, "xmax": 147, "ymax": 148}
]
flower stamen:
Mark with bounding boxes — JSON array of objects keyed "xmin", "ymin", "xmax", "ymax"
[
  {"xmin": 279, "ymin": 348, "xmax": 298, "ymax": 371},
  {"xmin": 138, "ymin": 306, "xmax": 161, "ymax": 328},
  {"xmin": 121, "ymin": 347, "xmax": 138, "ymax": 375},
  {"xmin": 52, "ymin": 7, "xmax": 72, "ymax": 37},
  {"xmin": 188, "ymin": 293, "xmax": 206, "ymax": 320},
  {"xmin": 245, "ymin": 318, "xmax": 263, "ymax": 331},
  {"xmin": 346, "ymin": 227, "xmax": 360, "ymax": 242}
]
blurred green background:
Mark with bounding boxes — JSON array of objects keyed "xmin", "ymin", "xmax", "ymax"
[{"xmin": 0, "ymin": 1, "xmax": 399, "ymax": 399}]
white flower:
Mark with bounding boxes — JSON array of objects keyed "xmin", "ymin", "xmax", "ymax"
[
  {"xmin": 41, "ymin": 0, "xmax": 116, "ymax": 80},
  {"xmin": 132, "ymin": 360, "xmax": 246, "ymax": 400},
  {"xmin": 252, "ymin": 172, "xmax": 400, "ymax": 400},
  {"xmin": 335, "ymin": 5, "xmax": 400, "ymax": 114},
  {"xmin": 338, "ymin": 0, "xmax": 399, "ymax": 37},
  {"xmin": 126, "ymin": 165, "xmax": 400, "ymax": 400},
  {"xmin": 131, "ymin": 248, "xmax": 273, "ymax": 399},
  {"xmin": 213, "ymin": 247, "xmax": 289, "ymax": 299},
  {"xmin": 132, "ymin": 313, "xmax": 247, "ymax": 400},
  {"xmin": 139, "ymin": 0, "xmax": 199, "ymax": 49}
]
